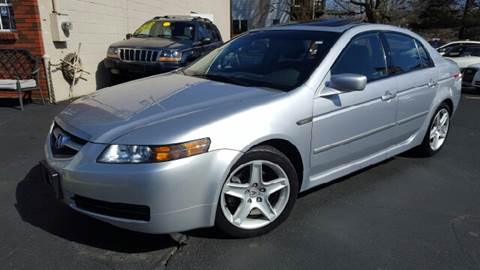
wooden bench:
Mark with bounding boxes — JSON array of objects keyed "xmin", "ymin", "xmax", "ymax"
[{"xmin": 0, "ymin": 49, "xmax": 45, "ymax": 110}]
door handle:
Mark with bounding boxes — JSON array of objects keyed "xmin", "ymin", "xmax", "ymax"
[
  {"xmin": 427, "ymin": 80, "xmax": 438, "ymax": 88},
  {"xmin": 381, "ymin": 91, "xmax": 396, "ymax": 101}
]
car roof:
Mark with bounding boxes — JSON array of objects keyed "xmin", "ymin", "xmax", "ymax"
[
  {"xmin": 257, "ymin": 19, "xmax": 418, "ymax": 36},
  {"xmin": 446, "ymin": 40, "xmax": 480, "ymax": 44},
  {"xmin": 264, "ymin": 19, "xmax": 366, "ymax": 33}
]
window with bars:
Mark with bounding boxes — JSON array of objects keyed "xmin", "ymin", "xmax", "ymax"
[
  {"xmin": 232, "ymin": 20, "xmax": 248, "ymax": 35},
  {"xmin": 0, "ymin": 0, "xmax": 15, "ymax": 31}
]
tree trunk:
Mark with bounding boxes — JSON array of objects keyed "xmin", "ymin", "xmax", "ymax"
[{"xmin": 459, "ymin": 0, "xmax": 474, "ymax": 39}]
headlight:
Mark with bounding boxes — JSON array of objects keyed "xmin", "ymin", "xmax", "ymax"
[
  {"xmin": 97, "ymin": 138, "xmax": 210, "ymax": 163},
  {"xmin": 159, "ymin": 49, "xmax": 182, "ymax": 62},
  {"xmin": 107, "ymin": 47, "xmax": 119, "ymax": 59}
]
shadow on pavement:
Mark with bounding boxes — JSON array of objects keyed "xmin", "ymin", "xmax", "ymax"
[
  {"xmin": 461, "ymin": 88, "xmax": 480, "ymax": 95},
  {"xmin": 0, "ymin": 98, "xmax": 34, "ymax": 110},
  {"xmin": 15, "ymin": 164, "xmax": 177, "ymax": 253},
  {"xmin": 188, "ymin": 158, "xmax": 397, "ymax": 240}
]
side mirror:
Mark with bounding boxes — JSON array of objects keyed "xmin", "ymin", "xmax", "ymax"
[
  {"xmin": 328, "ymin": 73, "xmax": 367, "ymax": 92},
  {"xmin": 201, "ymin": 37, "xmax": 212, "ymax": 44},
  {"xmin": 126, "ymin": 33, "xmax": 132, "ymax": 40}
]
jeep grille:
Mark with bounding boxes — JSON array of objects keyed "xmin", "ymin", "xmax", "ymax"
[{"xmin": 119, "ymin": 48, "xmax": 160, "ymax": 62}]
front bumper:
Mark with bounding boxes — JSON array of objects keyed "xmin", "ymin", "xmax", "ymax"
[
  {"xmin": 104, "ymin": 57, "xmax": 184, "ymax": 75},
  {"xmin": 44, "ymin": 134, "xmax": 242, "ymax": 234}
]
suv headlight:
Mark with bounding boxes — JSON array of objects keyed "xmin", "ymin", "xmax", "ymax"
[
  {"xmin": 97, "ymin": 138, "xmax": 210, "ymax": 163},
  {"xmin": 107, "ymin": 47, "xmax": 119, "ymax": 59},
  {"xmin": 159, "ymin": 49, "xmax": 182, "ymax": 62}
]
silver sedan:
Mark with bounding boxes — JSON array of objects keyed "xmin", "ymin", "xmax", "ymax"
[{"xmin": 43, "ymin": 21, "xmax": 462, "ymax": 238}]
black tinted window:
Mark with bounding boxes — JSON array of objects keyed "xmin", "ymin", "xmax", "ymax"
[
  {"xmin": 444, "ymin": 45, "xmax": 480, "ymax": 57},
  {"xmin": 385, "ymin": 33, "xmax": 422, "ymax": 74},
  {"xmin": 206, "ymin": 23, "xmax": 220, "ymax": 41},
  {"xmin": 331, "ymin": 32, "xmax": 388, "ymax": 82},
  {"xmin": 416, "ymin": 40, "xmax": 434, "ymax": 68},
  {"xmin": 198, "ymin": 23, "xmax": 214, "ymax": 41}
]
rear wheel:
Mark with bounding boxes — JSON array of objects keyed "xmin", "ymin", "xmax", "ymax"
[
  {"xmin": 414, "ymin": 103, "xmax": 451, "ymax": 156},
  {"xmin": 216, "ymin": 146, "xmax": 298, "ymax": 238}
]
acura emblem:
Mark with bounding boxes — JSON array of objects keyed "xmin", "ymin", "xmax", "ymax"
[{"xmin": 55, "ymin": 133, "xmax": 69, "ymax": 149}]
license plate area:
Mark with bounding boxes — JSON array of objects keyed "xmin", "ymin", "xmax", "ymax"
[{"xmin": 40, "ymin": 161, "xmax": 63, "ymax": 200}]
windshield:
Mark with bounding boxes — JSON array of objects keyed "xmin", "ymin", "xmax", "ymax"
[
  {"xmin": 183, "ymin": 30, "xmax": 340, "ymax": 91},
  {"xmin": 133, "ymin": 20, "xmax": 195, "ymax": 41}
]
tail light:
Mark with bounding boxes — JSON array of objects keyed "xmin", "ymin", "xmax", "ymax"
[{"xmin": 453, "ymin": 73, "xmax": 462, "ymax": 80}]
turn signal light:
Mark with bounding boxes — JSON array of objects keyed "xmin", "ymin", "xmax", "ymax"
[{"xmin": 154, "ymin": 138, "xmax": 211, "ymax": 162}]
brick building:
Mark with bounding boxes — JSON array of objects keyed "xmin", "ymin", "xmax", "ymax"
[
  {"xmin": 0, "ymin": 0, "xmax": 48, "ymax": 100},
  {"xmin": 1, "ymin": 0, "xmax": 231, "ymax": 103}
]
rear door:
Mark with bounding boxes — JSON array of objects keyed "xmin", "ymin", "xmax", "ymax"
[
  {"xmin": 383, "ymin": 32, "xmax": 438, "ymax": 142},
  {"xmin": 310, "ymin": 32, "xmax": 398, "ymax": 176}
]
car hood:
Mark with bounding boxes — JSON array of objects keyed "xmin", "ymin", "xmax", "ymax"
[
  {"xmin": 110, "ymin": 37, "xmax": 192, "ymax": 50},
  {"xmin": 55, "ymin": 74, "xmax": 279, "ymax": 143}
]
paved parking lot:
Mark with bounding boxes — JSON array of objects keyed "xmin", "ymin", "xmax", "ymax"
[{"xmin": 0, "ymin": 94, "xmax": 479, "ymax": 270}]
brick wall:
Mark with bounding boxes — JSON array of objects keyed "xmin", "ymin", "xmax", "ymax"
[{"xmin": 0, "ymin": 0, "xmax": 48, "ymax": 101}]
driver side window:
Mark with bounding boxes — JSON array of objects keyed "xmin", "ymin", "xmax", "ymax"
[
  {"xmin": 198, "ymin": 23, "xmax": 214, "ymax": 41},
  {"xmin": 331, "ymin": 32, "xmax": 388, "ymax": 82}
]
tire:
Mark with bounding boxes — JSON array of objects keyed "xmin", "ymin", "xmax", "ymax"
[
  {"xmin": 414, "ymin": 103, "xmax": 451, "ymax": 157},
  {"xmin": 215, "ymin": 145, "xmax": 299, "ymax": 238}
]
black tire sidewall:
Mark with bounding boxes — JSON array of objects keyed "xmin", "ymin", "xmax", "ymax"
[{"xmin": 215, "ymin": 145, "xmax": 299, "ymax": 238}]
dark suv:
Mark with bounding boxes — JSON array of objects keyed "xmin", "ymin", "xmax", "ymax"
[{"xmin": 104, "ymin": 16, "xmax": 223, "ymax": 76}]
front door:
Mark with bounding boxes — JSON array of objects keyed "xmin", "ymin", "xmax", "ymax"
[{"xmin": 310, "ymin": 32, "xmax": 398, "ymax": 179}]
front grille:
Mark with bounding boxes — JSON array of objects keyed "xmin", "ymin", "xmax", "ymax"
[
  {"xmin": 462, "ymin": 68, "xmax": 477, "ymax": 83},
  {"xmin": 50, "ymin": 124, "xmax": 87, "ymax": 158},
  {"xmin": 119, "ymin": 48, "xmax": 160, "ymax": 62},
  {"xmin": 73, "ymin": 195, "xmax": 150, "ymax": 221}
]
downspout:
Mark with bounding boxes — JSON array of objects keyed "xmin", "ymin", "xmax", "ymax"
[{"xmin": 52, "ymin": 0, "xmax": 59, "ymax": 13}]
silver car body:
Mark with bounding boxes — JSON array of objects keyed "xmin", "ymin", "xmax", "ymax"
[{"xmin": 45, "ymin": 23, "xmax": 461, "ymax": 233}]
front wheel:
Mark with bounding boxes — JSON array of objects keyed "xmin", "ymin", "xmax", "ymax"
[{"xmin": 215, "ymin": 146, "xmax": 298, "ymax": 238}]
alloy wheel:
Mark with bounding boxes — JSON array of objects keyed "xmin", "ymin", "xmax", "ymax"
[
  {"xmin": 220, "ymin": 160, "xmax": 291, "ymax": 230},
  {"xmin": 429, "ymin": 108, "xmax": 450, "ymax": 151}
]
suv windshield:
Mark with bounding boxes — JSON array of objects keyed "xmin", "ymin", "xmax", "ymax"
[
  {"xmin": 183, "ymin": 30, "xmax": 340, "ymax": 91},
  {"xmin": 133, "ymin": 20, "xmax": 195, "ymax": 41}
]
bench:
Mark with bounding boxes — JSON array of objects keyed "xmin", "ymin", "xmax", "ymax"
[{"xmin": 0, "ymin": 49, "xmax": 45, "ymax": 110}]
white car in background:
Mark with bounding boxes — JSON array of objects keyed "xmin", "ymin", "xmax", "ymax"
[
  {"xmin": 462, "ymin": 64, "xmax": 480, "ymax": 90},
  {"xmin": 444, "ymin": 45, "xmax": 480, "ymax": 70},
  {"xmin": 438, "ymin": 40, "xmax": 480, "ymax": 55}
]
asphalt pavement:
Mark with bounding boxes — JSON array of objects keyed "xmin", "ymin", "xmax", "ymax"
[{"xmin": 0, "ymin": 94, "xmax": 479, "ymax": 270}]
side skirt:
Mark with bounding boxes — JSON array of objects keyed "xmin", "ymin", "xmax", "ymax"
[{"xmin": 303, "ymin": 132, "xmax": 420, "ymax": 191}]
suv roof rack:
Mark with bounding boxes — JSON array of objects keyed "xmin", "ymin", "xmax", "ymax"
[{"xmin": 153, "ymin": 15, "xmax": 212, "ymax": 23}]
